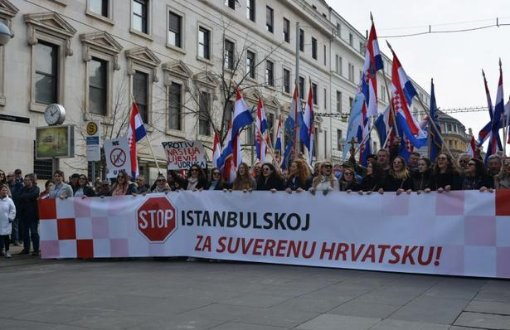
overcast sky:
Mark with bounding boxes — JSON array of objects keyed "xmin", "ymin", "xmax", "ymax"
[{"xmin": 330, "ymin": 0, "xmax": 510, "ymax": 143}]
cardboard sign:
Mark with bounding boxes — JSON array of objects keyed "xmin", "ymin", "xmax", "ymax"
[
  {"xmin": 104, "ymin": 137, "xmax": 131, "ymax": 178},
  {"xmin": 162, "ymin": 141, "xmax": 207, "ymax": 170}
]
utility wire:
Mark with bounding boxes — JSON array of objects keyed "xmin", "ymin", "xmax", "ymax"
[{"xmin": 380, "ymin": 21, "xmax": 510, "ymax": 38}]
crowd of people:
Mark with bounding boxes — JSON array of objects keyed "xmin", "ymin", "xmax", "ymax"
[{"xmin": 0, "ymin": 148, "xmax": 509, "ymax": 258}]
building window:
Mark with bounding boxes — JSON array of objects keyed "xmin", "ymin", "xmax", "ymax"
[
  {"xmin": 299, "ymin": 29, "xmax": 304, "ymax": 52},
  {"xmin": 133, "ymin": 0, "xmax": 148, "ymax": 34},
  {"xmin": 133, "ymin": 71, "xmax": 149, "ymax": 123},
  {"xmin": 89, "ymin": 0, "xmax": 108, "ymax": 17},
  {"xmin": 299, "ymin": 76, "xmax": 305, "ymax": 99},
  {"xmin": 266, "ymin": 6, "xmax": 274, "ymax": 33},
  {"xmin": 168, "ymin": 11, "xmax": 182, "ymax": 48},
  {"xmin": 311, "ymin": 37, "xmax": 317, "ymax": 60},
  {"xmin": 359, "ymin": 41, "xmax": 365, "ymax": 55},
  {"xmin": 246, "ymin": 50, "xmax": 255, "ymax": 79},
  {"xmin": 267, "ymin": 112, "xmax": 275, "ymax": 136},
  {"xmin": 336, "ymin": 23, "xmax": 341, "ymax": 37},
  {"xmin": 335, "ymin": 55, "xmax": 342, "ymax": 75},
  {"xmin": 224, "ymin": 39, "xmax": 235, "ymax": 70},
  {"xmin": 311, "ymin": 83, "xmax": 318, "ymax": 105},
  {"xmin": 349, "ymin": 33, "xmax": 353, "ymax": 46},
  {"xmin": 225, "ymin": 0, "xmax": 236, "ymax": 9},
  {"xmin": 324, "ymin": 88, "xmax": 327, "ymax": 109},
  {"xmin": 199, "ymin": 91, "xmax": 211, "ymax": 136},
  {"xmin": 283, "ymin": 18, "xmax": 290, "ymax": 43},
  {"xmin": 246, "ymin": 0, "xmax": 255, "ymax": 21},
  {"xmin": 348, "ymin": 63, "xmax": 354, "ymax": 82},
  {"xmin": 323, "ymin": 45, "xmax": 327, "ymax": 65},
  {"xmin": 198, "ymin": 27, "xmax": 211, "ymax": 60},
  {"xmin": 266, "ymin": 60, "xmax": 274, "ymax": 86},
  {"xmin": 283, "ymin": 68, "xmax": 290, "ymax": 94},
  {"xmin": 168, "ymin": 82, "xmax": 182, "ymax": 130},
  {"xmin": 35, "ymin": 42, "xmax": 59, "ymax": 105},
  {"xmin": 349, "ymin": 96, "xmax": 354, "ymax": 111},
  {"xmin": 337, "ymin": 129, "xmax": 343, "ymax": 150},
  {"xmin": 89, "ymin": 57, "xmax": 107, "ymax": 115},
  {"xmin": 336, "ymin": 91, "xmax": 342, "ymax": 113},
  {"xmin": 381, "ymin": 85, "xmax": 386, "ymax": 102}
]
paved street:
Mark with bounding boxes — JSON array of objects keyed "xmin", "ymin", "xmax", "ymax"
[{"xmin": 1, "ymin": 253, "xmax": 509, "ymax": 330}]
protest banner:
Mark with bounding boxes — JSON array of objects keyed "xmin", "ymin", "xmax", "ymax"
[
  {"xmin": 104, "ymin": 137, "xmax": 131, "ymax": 178},
  {"xmin": 162, "ymin": 141, "xmax": 207, "ymax": 170},
  {"xmin": 38, "ymin": 190, "xmax": 510, "ymax": 279}
]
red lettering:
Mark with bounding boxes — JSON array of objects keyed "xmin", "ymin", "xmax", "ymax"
[
  {"xmin": 402, "ymin": 246, "xmax": 418, "ymax": 265},
  {"xmin": 361, "ymin": 244, "xmax": 376, "ymax": 263}
]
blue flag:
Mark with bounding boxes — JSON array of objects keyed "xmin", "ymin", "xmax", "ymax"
[{"xmin": 428, "ymin": 79, "xmax": 442, "ymax": 162}]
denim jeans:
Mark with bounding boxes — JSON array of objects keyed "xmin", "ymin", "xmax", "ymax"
[{"xmin": 21, "ymin": 221, "xmax": 39, "ymax": 253}]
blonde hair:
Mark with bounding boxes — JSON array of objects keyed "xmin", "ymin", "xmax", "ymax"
[{"xmin": 312, "ymin": 161, "xmax": 336, "ymax": 189}]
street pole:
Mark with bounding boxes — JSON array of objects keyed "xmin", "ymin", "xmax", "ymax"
[{"xmin": 295, "ymin": 22, "xmax": 301, "ymax": 159}]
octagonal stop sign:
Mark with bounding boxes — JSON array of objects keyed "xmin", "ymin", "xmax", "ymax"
[{"xmin": 137, "ymin": 197, "xmax": 177, "ymax": 242}]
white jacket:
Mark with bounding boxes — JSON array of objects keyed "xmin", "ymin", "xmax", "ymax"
[{"xmin": 0, "ymin": 196, "xmax": 16, "ymax": 236}]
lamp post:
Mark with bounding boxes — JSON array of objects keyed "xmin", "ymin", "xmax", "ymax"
[{"xmin": 0, "ymin": 22, "xmax": 11, "ymax": 46}]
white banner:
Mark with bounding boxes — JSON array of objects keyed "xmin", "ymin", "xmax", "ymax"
[
  {"xmin": 104, "ymin": 137, "xmax": 131, "ymax": 178},
  {"xmin": 162, "ymin": 141, "xmax": 207, "ymax": 170},
  {"xmin": 38, "ymin": 190, "xmax": 510, "ymax": 279}
]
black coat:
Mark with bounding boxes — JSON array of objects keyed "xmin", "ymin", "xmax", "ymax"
[
  {"xmin": 383, "ymin": 175, "xmax": 414, "ymax": 192},
  {"xmin": 170, "ymin": 171, "xmax": 207, "ymax": 190},
  {"xmin": 411, "ymin": 171, "xmax": 432, "ymax": 191},
  {"xmin": 18, "ymin": 185, "xmax": 40, "ymax": 224},
  {"xmin": 284, "ymin": 177, "xmax": 312, "ymax": 191},
  {"xmin": 360, "ymin": 176, "xmax": 383, "ymax": 192},
  {"xmin": 430, "ymin": 172, "xmax": 462, "ymax": 191},
  {"xmin": 256, "ymin": 176, "xmax": 285, "ymax": 191}
]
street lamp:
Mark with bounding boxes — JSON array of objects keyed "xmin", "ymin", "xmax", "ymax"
[{"xmin": 0, "ymin": 22, "xmax": 11, "ymax": 46}]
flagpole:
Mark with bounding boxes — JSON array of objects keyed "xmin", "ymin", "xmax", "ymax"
[
  {"xmin": 500, "ymin": 59, "xmax": 508, "ymax": 157},
  {"xmin": 381, "ymin": 55, "xmax": 399, "ymax": 139},
  {"xmin": 131, "ymin": 97, "xmax": 162, "ymax": 175}
]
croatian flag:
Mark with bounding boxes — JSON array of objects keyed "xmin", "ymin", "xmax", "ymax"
[
  {"xmin": 127, "ymin": 102, "xmax": 147, "ymax": 179},
  {"xmin": 274, "ymin": 114, "xmax": 283, "ymax": 154},
  {"xmin": 255, "ymin": 98, "xmax": 268, "ymax": 162},
  {"xmin": 466, "ymin": 136, "xmax": 477, "ymax": 158},
  {"xmin": 390, "ymin": 50, "xmax": 427, "ymax": 152},
  {"xmin": 506, "ymin": 97, "xmax": 510, "ymax": 143},
  {"xmin": 358, "ymin": 102, "xmax": 371, "ymax": 166},
  {"xmin": 283, "ymin": 83, "xmax": 301, "ymax": 169},
  {"xmin": 374, "ymin": 104, "xmax": 392, "ymax": 147},
  {"xmin": 300, "ymin": 83, "xmax": 315, "ymax": 165},
  {"xmin": 232, "ymin": 88, "xmax": 254, "ymax": 166},
  {"xmin": 478, "ymin": 71, "xmax": 498, "ymax": 147},
  {"xmin": 486, "ymin": 66, "xmax": 504, "ymax": 163},
  {"xmin": 212, "ymin": 131, "xmax": 222, "ymax": 169},
  {"xmin": 220, "ymin": 120, "xmax": 236, "ymax": 183},
  {"xmin": 362, "ymin": 22, "xmax": 384, "ymax": 117}
]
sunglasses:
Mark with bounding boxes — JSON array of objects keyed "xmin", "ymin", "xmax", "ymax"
[
  {"xmin": 262, "ymin": 168, "xmax": 271, "ymax": 171},
  {"xmin": 191, "ymin": 169, "xmax": 199, "ymax": 172},
  {"xmin": 468, "ymin": 163, "xmax": 476, "ymax": 166},
  {"xmin": 157, "ymin": 179, "xmax": 165, "ymax": 182},
  {"xmin": 344, "ymin": 172, "xmax": 354, "ymax": 176},
  {"xmin": 322, "ymin": 165, "xmax": 332, "ymax": 169},
  {"xmin": 212, "ymin": 172, "xmax": 220, "ymax": 175}
]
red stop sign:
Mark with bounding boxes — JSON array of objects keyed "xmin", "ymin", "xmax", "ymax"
[{"xmin": 137, "ymin": 197, "xmax": 177, "ymax": 242}]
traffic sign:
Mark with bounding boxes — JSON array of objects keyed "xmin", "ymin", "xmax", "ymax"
[
  {"xmin": 137, "ymin": 197, "xmax": 177, "ymax": 243},
  {"xmin": 85, "ymin": 120, "xmax": 101, "ymax": 161}
]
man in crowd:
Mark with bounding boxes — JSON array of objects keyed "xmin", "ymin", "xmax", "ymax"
[
  {"xmin": 135, "ymin": 175, "xmax": 149, "ymax": 194},
  {"xmin": 487, "ymin": 155, "xmax": 502, "ymax": 178},
  {"xmin": 18, "ymin": 174, "xmax": 40, "ymax": 256},
  {"xmin": 408, "ymin": 152, "xmax": 421, "ymax": 173},
  {"xmin": 49, "ymin": 170, "xmax": 73, "ymax": 199},
  {"xmin": 14, "ymin": 169, "xmax": 23, "ymax": 184}
]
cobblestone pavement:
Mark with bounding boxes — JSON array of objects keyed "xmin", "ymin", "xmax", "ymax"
[{"xmin": 1, "ymin": 248, "xmax": 509, "ymax": 330}]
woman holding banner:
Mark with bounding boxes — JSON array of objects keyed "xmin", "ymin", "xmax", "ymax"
[
  {"xmin": 495, "ymin": 157, "xmax": 510, "ymax": 189},
  {"xmin": 170, "ymin": 165, "xmax": 207, "ymax": 191},
  {"xmin": 110, "ymin": 172, "xmax": 137, "ymax": 196},
  {"xmin": 256, "ymin": 163, "xmax": 284, "ymax": 192},
  {"xmin": 412, "ymin": 158, "xmax": 433, "ymax": 192},
  {"xmin": 461, "ymin": 158, "xmax": 494, "ymax": 191},
  {"xmin": 310, "ymin": 161, "xmax": 339, "ymax": 194},
  {"xmin": 383, "ymin": 156, "xmax": 413, "ymax": 193},
  {"xmin": 232, "ymin": 163, "xmax": 256, "ymax": 191},
  {"xmin": 430, "ymin": 153, "xmax": 462, "ymax": 192},
  {"xmin": 206, "ymin": 168, "xmax": 228, "ymax": 190},
  {"xmin": 360, "ymin": 160, "xmax": 385, "ymax": 193},
  {"xmin": 285, "ymin": 159, "xmax": 312, "ymax": 193}
]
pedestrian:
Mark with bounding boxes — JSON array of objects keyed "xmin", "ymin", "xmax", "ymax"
[
  {"xmin": 6, "ymin": 171, "xmax": 22, "ymax": 245},
  {"xmin": 339, "ymin": 167, "xmax": 360, "ymax": 192},
  {"xmin": 383, "ymin": 156, "xmax": 414, "ymax": 193},
  {"xmin": 74, "ymin": 175, "xmax": 96, "ymax": 197},
  {"xmin": 14, "ymin": 169, "xmax": 22, "ymax": 184},
  {"xmin": 39, "ymin": 180, "xmax": 54, "ymax": 199},
  {"xmin": 151, "ymin": 175, "xmax": 172, "ymax": 193},
  {"xmin": 18, "ymin": 174, "xmax": 40, "ymax": 256},
  {"xmin": 232, "ymin": 163, "xmax": 257, "ymax": 191},
  {"xmin": 285, "ymin": 159, "xmax": 312, "ymax": 193},
  {"xmin": 206, "ymin": 168, "xmax": 228, "ymax": 190},
  {"xmin": 360, "ymin": 159, "xmax": 385, "ymax": 193},
  {"xmin": 495, "ymin": 157, "xmax": 510, "ymax": 189},
  {"xmin": 96, "ymin": 180, "xmax": 111, "ymax": 197},
  {"xmin": 0, "ymin": 169, "xmax": 6, "ymax": 185},
  {"xmin": 0, "ymin": 184, "xmax": 16, "ymax": 258},
  {"xmin": 461, "ymin": 158, "xmax": 494, "ymax": 191},
  {"xmin": 135, "ymin": 175, "xmax": 149, "ymax": 194},
  {"xmin": 256, "ymin": 163, "xmax": 284, "ymax": 192},
  {"xmin": 310, "ymin": 161, "xmax": 339, "ymax": 194},
  {"xmin": 430, "ymin": 153, "xmax": 462, "ymax": 192},
  {"xmin": 49, "ymin": 170, "xmax": 74, "ymax": 199},
  {"xmin": 69, "ymin": 173, "xmax": 80, "ymax": 194},
  {"xmin": 412, "ymin": 158, "xmax": 433, "ymax": 192},
  {"xmin": 170, "ymin": 165, "xmax": 207, "ymax": 191},
  {"xmin": 487, "ymin": 155, "xmax": 502, "ymax": 178},
  {"xmin": 110, "ymin": 171, "xmax": 137, "ymax": 196}
]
